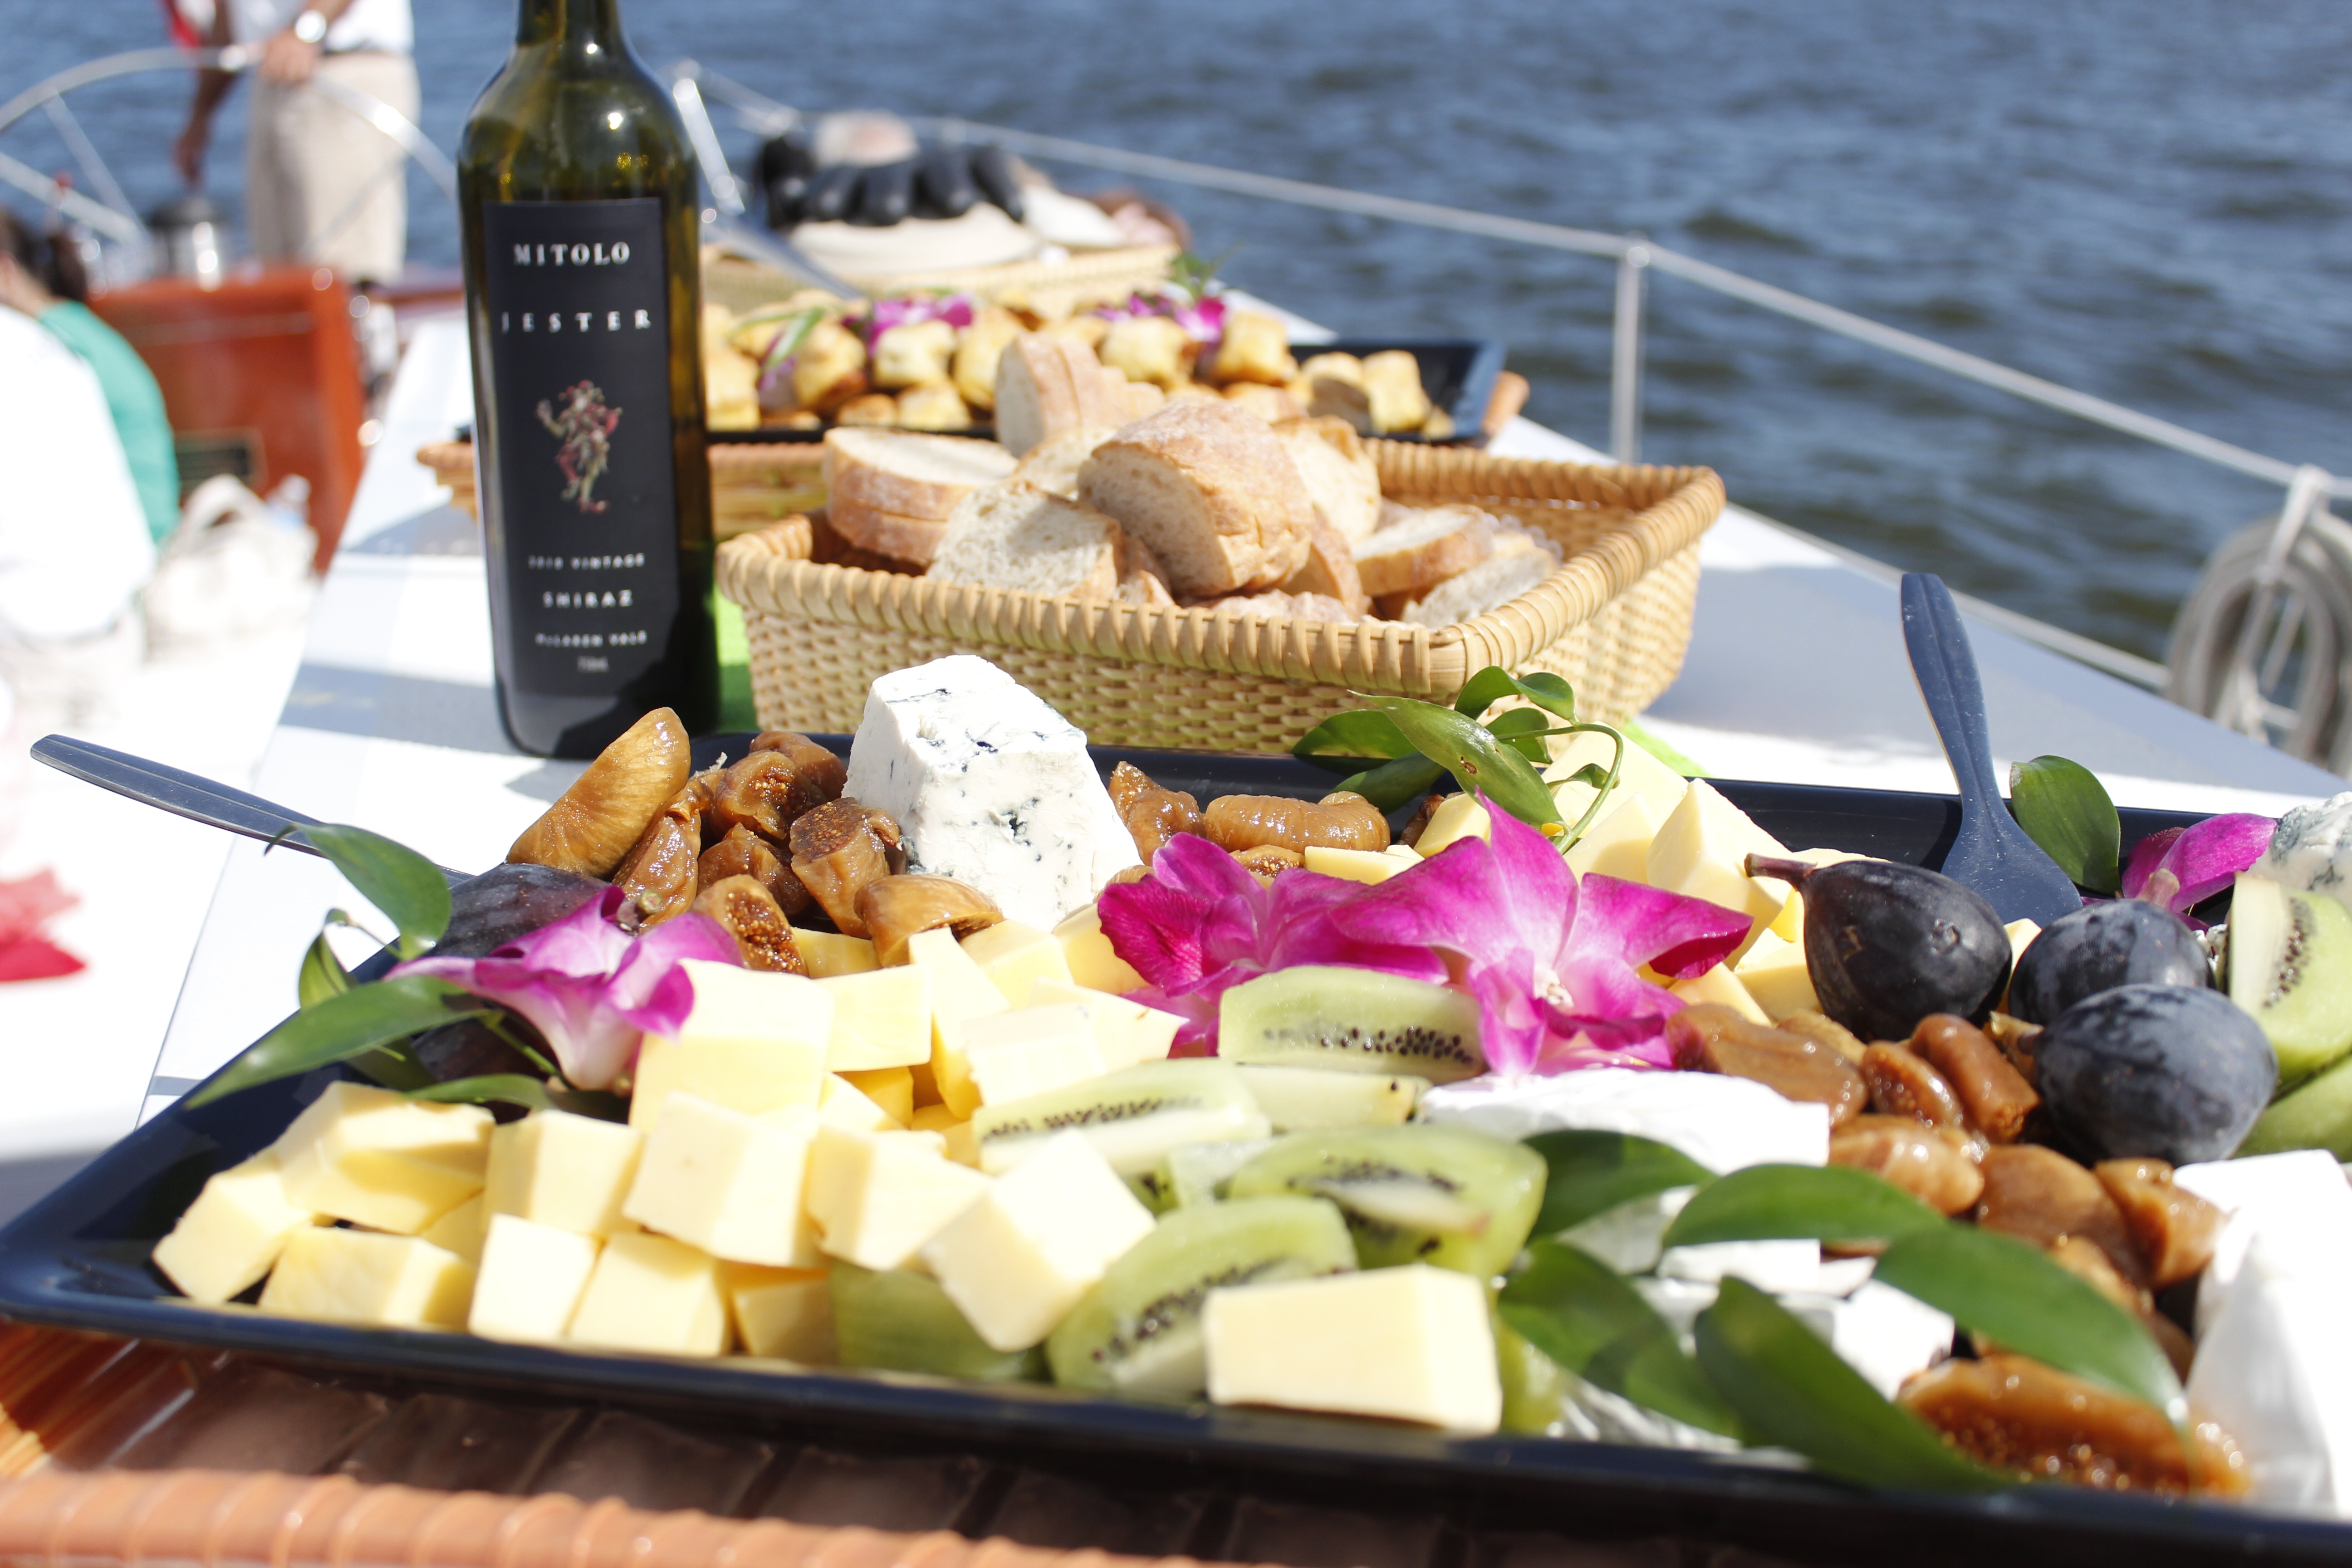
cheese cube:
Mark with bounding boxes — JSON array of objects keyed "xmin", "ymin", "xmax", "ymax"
[
  {"xmin": 152, "ymin": 1150, "xmax": 323, "ymax": 1304},
  {"xmin": 1564, "ymin": 790, "xmax": 1667, "ymax": 883},
  {"xmin": 723, "ymin": 1264, "xmax": 835, "ymax": 1362},
  {"xmin": 964, "ymin": 1004, "xmax": 1108, "ymax": 1106},
  {"xmin": 1767, "ymin": 848, "xmax": 1871, "ymax": 943},
  {"xmin": 918, "ymin": 1130, "xmax": 1155, "ymax": 1351},
  {"xmin": 839, "ymin": 1067, "xmax": 914, "ymax": 1125},
  {"xmin": 1545, "ymin": 726, "xmax": 1689, "ymax": 829},
  {"xmin": 629, "ymin": 960, "xmax": 834, "ymax": 1130},
  {"xmin": 468, "ymin": 1214, "xmax": 601, "ymax": 1345},
  {"xmin": 818, "ymin": 1073, "xmax": 903, "ymax": 1132},
  {"xmin": 1647, "ymin": 780, "xmax": 1790, "ymax": 958},
  {"xmin": 792, "ymin": 927, "xmax": 879, "ymax": 978},
  {"xmin": 1669, "ymin": 964, "xmax": 1771, "ymax": 1025},
  {"xmin": 485, "ymin": 1109, "xmax": 645, "ymax": 1237},
  {"xmin": 258, "ymin": 1227, "xmax": 475, "ymax": 1329},
  {"xmin": 1051, "ymin": 903, "xmax": 1143, "ymax": 994},
  {"xmin": 1415, "ymin": 794, "xmax": 1490, "ymax": 857},
  {"xmin": 961, "ymin": 921, "xmax": 1075, "ymax": 1007},
  {"xmin": 1029, "ymin": 979, "xmax": 1180, "ymax": 1070},
  {"xmin": 804, "ymin": 1125, "xmax": 991, "ymax": 1271},
  {"xmin": 1204, "ymin": 1264, "xmax": 1500, "ymax": 1434},
  {"xmin": 419, "ymin": 1193, "xmax": 488, "ymax": 1266},
  {"xmin": 1733, "ymin": 932, "xmax": 1819, "ymax": 1021},
  {"xmin": 1301, "ymin": 846, "xmax": 1411, "ymax": 885},
  {"xmin": 819, "ymin": 966, "xmax": 934, "ymax": 1071},
  {"xmin": 272, "ymin": 1081, "xmax": 493, "ymax": 1234},
  {"xmin": 909, "ymin": 926, "xmax": 1012, "ymax": 1118},
  {"xmin": 2004, "ymin": 918, "xmax": 2041, "ymax": 969},
  {"xmin": 623, "ymin": 1093, "xmax": 821, "ymax": 1267},
  {"xmin": 2185, "ymin": 1236, "xmax": 2352, "ymax": 1509},
  {"xmin": 840, "ymin": 656, "xmax": 1143, "ymax": 928},
  {"xmin": 566, "ymin": 1231, "xmax": 730, "ymax": 1356}
]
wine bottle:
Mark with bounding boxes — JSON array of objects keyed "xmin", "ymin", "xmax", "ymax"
[{"xmin": 457, "ymin": 0, "xmax": 715, "ymax": 758}]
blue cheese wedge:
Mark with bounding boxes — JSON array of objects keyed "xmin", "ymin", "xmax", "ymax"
[{"xmin": 843, "ymin": 657, "xmax": 1142, "ymax": 927}]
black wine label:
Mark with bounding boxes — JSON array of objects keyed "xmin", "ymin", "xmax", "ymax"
[{"xmin": 480, "ymin": 199, "xmax": 678, "ymax": 694}]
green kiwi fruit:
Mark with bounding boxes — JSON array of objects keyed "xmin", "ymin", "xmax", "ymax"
[
  {"xmin": 829, "ymin": 1263, "xmax": 1043, "ymax": 1382},
  {"xmin": 2227, "ymin": 873, "xmax": 2352, "ymax": 1081},
  {"xmin": 1218, "ymin": 966, "xmax": 1486, "ymax": 1082},
  {"xmin": 1238, "ymin": 1064, "xmax": 1428, "ymax": 1131},
  {"xmin": 971, "ymin": 1059, "xmax": 1270, "ymax": 1178},
  {"xmin": 1156, "ymin": 1137, "xmax": 1279, "ymax": 1209},
  {"xmin": 1225, "ymin": 1124, "xmax": 1546, "ymax": 1280}
]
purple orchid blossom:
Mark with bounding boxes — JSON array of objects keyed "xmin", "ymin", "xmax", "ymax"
[
  {"xmin": 860, "ymin": 293, "xmax": 977, "ymax": 342},
  {"xmin": 395, "ymin": 888, "xmax": 740, "ymax": 1090},
  {"xmin": 2120, "ymin": 813, "xmax": 2275, "ymax": 917}
]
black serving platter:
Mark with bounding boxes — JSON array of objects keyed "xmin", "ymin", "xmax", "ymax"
[{"xmin": 0, "ymin": 741, "xmax": 2332, "ymax": 1566}]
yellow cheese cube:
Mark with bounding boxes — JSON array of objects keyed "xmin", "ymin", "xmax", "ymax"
[
  {"xmin": 2005, "ymin": 918, "xmax": 2041, "ymax": 968},
  {"xmin": 1028, "ymin": 980, "xmax": 1180, "ymax": 1070},
  {"xmin": 1545, "ymin": 727, "xmax": 1688, "ymax": 831},
  {"xmin": 818, "ymin": 966, "xmax": 934, "ymax": 1072},
  {"xmin": 804, "ymin": 1124, "xmax": 990, "ymax": 1271},
  {"xmin": 1415, "ymin": 794, "xmax": 1490, "ymax": 857},
  {"xmin": 963, "ymin": 1004, "xmax": 1108, "ymax": 1106},
  {"xmin": 1301, "ymin": 846, "xmax": 1410, "ymax": 885},
  {"xmin": 918, "ymin": 1131, "xmax": 1156, "ymax": 1352},
  {"xmin": 623, "ymin": 1093, "xmax": 821, "ymax": 1267},
  {"xmin": 1732, "ymin": 933, "xmax": 1819, "ymax": 1021},
  {"xmin": 485, "ymin": 1109, "xmax": 644, "ymax": 1237},
  {"xmin": 909, "ymin": 1104, "xmax": 960, "ymax": 1132},
  {"xmin": 1670, "ymin": 964, "xmax": 1772, "ymax": 1026},
  {"xmin": 1767, "ymin": 849, "xmax": 1872, "ymax": 943},
  {"xmin": 1203, "ymin": 1264, "xmax": 1499, "ymax": 1434},
  {"xmin": 152, "ymin": 1150, "xmax": 323, "ymax": 1304},
  {"xmin": 839, "ymin": 1067, "xmax": 914, "ymax": 1126},
  {"xmin": 818, "ymin": 1073, "xmax": 903, "ymax": 1132},
  {"xmin": 960, "ymin": 921, "xmax": 1075, "ymax": 1007},
  {"xmin": 1646, "ymin": 781, "xmax": 1790, "ymax": 957},
  {"xmin": 629, "ymin": 961, "xmax": 834, "ymax": 1131},
  {"xmin": 272, "ymin": 1082, "xmax": 493, "ymax": 1235},
  {"xmin": 722, "ymin": 1263, "xmax": 834, "ymax": 1362},
  {"xmin": 909, "ymin": 926, "xmax": 1012, "ymax": 1118},
  {"xmin": 468, "ymin": 1214, "xmax": 601, "ymax": 1345},
  {"xmin": 905, "ymin": 1107, "xmax": 980, "ymax": 1166},
  {"xmin": 419, "ymin": 1193, "xmax": 487, "ymax": 1266},
  {"xmin": 1564, "ymin": 791, "xmax": 1668, "ymax": 883},
  {"xmin": 258, "ymin": 1227, "xmax": 475, "ymax": 1329},
  {"xmin": 1051, "ymin": 903, "xmax": 1143, "ymax": 994},
  {"xmin": 566, "ymin": 1231, "xmax": 730, "ymax": 1356},
  {"xmin": 791, "ymin": 927, "xmax": 879, "ymax": 978}
]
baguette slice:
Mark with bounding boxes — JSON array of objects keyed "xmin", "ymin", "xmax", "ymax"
[
  {"xmin": 1396, "ymin": 544, "xmax": 1557, "ymax": 627},
  {"xmin": 994, "ymin": 336, "xmax": 1155, "ymax": 457},
  {"xmin": 1280, "ymin": 512, "xmax": 1369, "ymax": 613},
  {"xmin": 808, "ymin": 509, "xmax": 925, "ymax": 574},
  {"xmin": 1275, "ymin": 417, "xmax": 1382, "ymax": 547},
  {"xmin": 1351, "ymin": 505, "xmax": 1495, "ymax": 598},
  {"xmin": 825, "ymin": 496, "xmax": 952, "ymax": 566},
  {"xmin": 925, "ymin": 481, "xmax": 1129, "ymax": 600},
  {"xmin": 1076, "ymin": 399, "xmax": 1317, "ymax": 598},
  {"xmin": 1012, "ymin": 426, "xmax": 1121, "ymax": 500},
  {"xmin": 823, "ymin": 428, "xmax": 1016, "ymax": 522},
  {"xmin": 1195, "ymin": 590, "xmax": 1359, "ymax": 623}
]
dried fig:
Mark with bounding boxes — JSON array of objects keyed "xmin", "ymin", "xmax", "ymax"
[
  {"xmin": 1860, "ymin": 1043, "xmax": 1969, "ymax": 1129},
  {"xmin": 1106, "ymin": 761, "xmax": 1204, "ymax": 859},
  {"xmin": 1232, "ymin": 843, "xmax": 1305, "ymax": 883},
  {"xmin": 1829, "ymin": 1115, "xmax": 1984, "ymax": 1214},
  {"xmin": 612, "ymin": 776, "xmax": 710, "ymax": 926},
  {"xmin": 749, "ymin": 731, "xmax": 848, "ymax": 801},
  {"xmin": 1205, "ymin": 792, "xmax": 1388, "ymax": 853},
  {"xmin": 1899, "ymin": 1355, "xmax": 2244, "ymax": 1495},
  {"xmin": 507, "ymin": 708, "xmax": 691, "ymax": 877},
  {"xmin": 854, "ymin": 874, "xmax": 1004, "ymax": 966},
  {"xmin": 693, "ymin": 875, "xmax": 805, "ymax": 973},
  {"xmin": 1671, "ymin": 1004, "xmax": 1868, "ymax": 1125},
  {"xmin": 1974, "ymin": 1143, "xmax": 2146, "ymax": 1285},
  {"xmin": 699, "ymin": 823, "xmax": 811, "ymax": 918},
  {"xmin": 2094, "ymin": 1157, "xmax": 2224, "ymax": 1289},
  {"xmin": 710, "ymin": 746, "xmax": 847, "ymax": 842},
  {"xmin": 1910, "ymin": 1014, "xmax": 2040, "ymax": 1142},
  {"xmin": 790, "ymin": 799, "xmax": 905, "ymax": 936}
]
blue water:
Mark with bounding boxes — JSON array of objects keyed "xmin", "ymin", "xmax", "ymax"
[{"xmin": 15, "ymin": 0, "xmax": 2352, "ymax": 661}]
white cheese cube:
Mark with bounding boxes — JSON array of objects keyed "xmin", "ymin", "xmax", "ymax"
[
  {"xmin": 1301, "ymin": 846, "xmax": 1411, "ymax": 885},
  {"xmin": 1668, "ymin": 964, "xmax": 1770, "ymax": 1026},
  {"xmin": 623, "ymin": 1093, "xmax": 821, "ymax": 1267},
  {"xmin": 1818, "ymin": 1280, "xmax": 1953, "ymax": 1401},
  {"xmin": 804, "ymin": 1124, "xmax": 991, "ymax": 1270},
  {"xmin": 419, "ymin": 1193, "xmax": 487, "ymax": 1266},
  {"xmin": 1732, "ymin": 932, "xmax": 1819, "ymax": 1020},
  {"xmin": 2176, "ymin": 1150, "xmax": 2352, "ymax": 1332},
  {"xmin": 819, "ymin": 966, "xmax": 934, "ymax": 1071},
  {"xmin": 2185, "ymin": 1235, "xmax": 2352, "ymax": 1509},
  {"xmin": 792, "ymin": 927, "xmax": 878, "ymax": 978},
  {"xmin": 1203, "ymin": 1264, "xmax": 1500, "ymax": 1435},
  {"xmin": 468, "ymin": 1214, "xmax": 602, "ymax": 1345},
  {"xmin": 1563, "ymin": 790, "xmax": 1667, "ymax": 883},
  {"xmin": 1415, "ymin": 794, "xmax": 1490, "ymax": 857},
  {"xmin": 961, "ymin": 921, "xmax": 1076, "ymax": 1007},
  {"xmin": 272, "ymin": 1081, "xmax": 493, "ymax": 1235},
  {"xmin": 629, "ymin": 960, "xmax": 834, "ymax": 1130},
  {"xmin": 152, "ymin": 1150, "xmax": 323, "ymax": 1304},
  {"xmin": 723, "ymin": 1264, "xmax": 835, "ymax": 1362},
  {"xmin": 909, "ymin": 925, "xmax": 1012, "ymax": 1119},
  {"xmin": 566, "ymin": 1230, "xmax": 730, "ymax": 1355},
  {"xmin": 258, "ymin": 1227, "xmax": 475, "ymax": 1329},
  {"xmin": 963, "ymin": 1004, "xmax": 1108, "ymax": 1106},
  {"xmin": 1545, "ymin": 727, "xmax": 1688, "ymax": 829},
  {"xmin": 918, "ymin": 1130, "xmax": 1155, "ymax": 1351},
  {"xmin": 485, "ymin": 1109, "xmax": 645, "ymax": 1237},
  {"xmin": 818, "ymin": 1073, "xmax": 903, "ymax": 1132},
  {"xmin": 1421, "ymin": 1065, "xmax": 1831, "ymax": 1172},
  {"xmin": 1646, "ymin": 780, "xmax": 1789, "ymax": 956},
  {"xmin": 1051, "ymin": 902, "xmax": 1143, "ymax": 994},
  {"xmin": 1029, "ymin": 979, "xmax": 1180, "ymax": 1069},
  {"xmin": 840, "ymin": 655, "xmax": 1142, "ymax": 928}
]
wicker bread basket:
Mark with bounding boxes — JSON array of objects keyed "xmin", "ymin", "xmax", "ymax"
[{"xmin": 717, "ymin": 445, "xmax": 1722, "ymax": 751}]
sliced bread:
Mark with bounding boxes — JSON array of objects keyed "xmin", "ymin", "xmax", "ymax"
[
  {"xmin": 1275, "ymin": 417, "xmax": 1382, "ymax": 546},
  {"xmin": 809, "ymin": 508, "xmax": 925, "ymax": 574},
  {"xmin": 823, "ymin": 427, "xmax": 1017, "ymax": 520},
  {"xmin": 925, "ymin": 481, "xmax": 1129, "ymax": 599},
  {"xmin": 1012, "ymin": 425, "xmax": 1121, "ymax": 500},
  {"xmin": 1281, "ymin": 511, "xmax": 1369, "ymax": 613},
  {"xmin": 1396, "ymin": 544, "xmax": 1556, "ymax": 627},
  {"xmin": 994, "ymin": 336, "xmax": 1158, "ymax": 456},
  {"xmin": 824, "ymin": 497, "xmax": 952, "ymax": 566},
  {"xmin": 1193, "ymin": 590, "xmax": 1360, "ymax": 623},
  {"xmin": 1076, "ymin": 399, "xmax": 1317, "ymax": 598},
  {"xmin": 1351, "ymin": 504, "xmax": 1495, "ymax": 598}
]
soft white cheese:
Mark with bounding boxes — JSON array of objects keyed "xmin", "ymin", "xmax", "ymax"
[
  {"xmin": 2252, "ymin": 791, "xmax": 2352, "ymax": 913},
  {"xmin": 841, "ymin": 656, "xmax": 1142, "ymax": 928},
  {"xmin": 2176, "ymin": 1150, "xmax": 2352, "ymax": 1333}
]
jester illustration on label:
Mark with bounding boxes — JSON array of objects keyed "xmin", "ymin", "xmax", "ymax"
[{"xmin": 537, "ymin": 380, "xmax": 621, "ymax": 513}]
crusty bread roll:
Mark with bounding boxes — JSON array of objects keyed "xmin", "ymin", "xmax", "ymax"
[
  {"xmin": 1011, "ymin": 425, "xmax": 1121, "ymax": 500},
  {"xmin": 870, "ymin": 319, "xmax": 956, "ymax": 389},
  {"xmin": 1351, "ymin": 504, "xmax": 1495, "ymax": 598},
  {"xmin": 834, "ymin": 394, "xmax": 897, "ymax": 427},
  {"xmin": 790, "ymin": 318, "xmax": 868, "ymax": 412},
  {"xmin": 994, "ymin": 336, "xmax": 1156, "ymax": 456},
  {"xmin": 1100, "ymin": 315, "xmax": 1196, "ymax": 391},
  {"xmin": 1396, "ymin": 541, "xmax": 1556, "ymax": 627},
  {"xmin": 1209, "ymin": 310, "xmax": 1298, "ymax": 387},
  {"xmin": 1274, "ymin": 417, "xmax": 1382, "ymax": 546},
  {"xmin": 894, "ymin": 383, "xmax": 973, "ymax": 431},
  {"xmin": 822, "ymin": 428, "xmax": 1017, "ymax": 562},
  {"xmin": 1298, "ymin": 352, "xmax": 1370, "ymax": 433},
  {"xmin": 951, "ymin": 307, "xmax": 1024, "ymax": 412},
  {"xmin": 1076, "ymin": 399, "xmax": 1316, "ymax": 598},
  {"xmin": 1360, "ymin": 349, "xmax": 1434, "ymax": 434},
  {"xmin": 1221, "ymin": 383, "xmax": 1306, "ymax": 424}
]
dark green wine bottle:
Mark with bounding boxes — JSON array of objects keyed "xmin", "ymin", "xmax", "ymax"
[{"xmin": 458, "ymin": 0, "xmax": 715, "ymax": 758}]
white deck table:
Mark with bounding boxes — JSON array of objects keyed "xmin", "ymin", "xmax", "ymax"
[{"xmin": 5, "ymin": 309, "xmax": 2338, "ymax": 1210}]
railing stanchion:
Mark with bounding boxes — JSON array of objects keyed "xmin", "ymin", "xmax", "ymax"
[{"xmin": 1611, "ymin": 236, "xmax": 1649, "ymax": 465}]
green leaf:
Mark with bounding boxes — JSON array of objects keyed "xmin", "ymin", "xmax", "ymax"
[
  {"xmin": 1368, "ymin": 697, "xmax": 1561, "ymax": 827},
  {"xmin": 2007, "ymin": 755, "xmax": 2121, "ymax": 895},
  {"xmin": 190, "ymin": 976, "xmax": 485, "ymax": 1106},
  {"xmin": 1335, "ymin": 755, "xmax": 1447, "ymax": 811},
  {"xmin": 410, "ymin": 1074, "xmax": 557, "ymax": 1112},
  {"xmin": 1292, "ymin": 710, "xmax": 1414, "ymax": 762},
  {"xmin": 1659, "ymin": 1164, "xmax": 1945, "ymax": 1250},
  {"xmin": 299, "ymin": 823, "xmax": 453, "ymax": 959},
  {"xmin": 1622, "ymin": 718, "xmax": 1705, "ymax": 777},
  {"xmin": 1526, "ymin": 1129, "xmax": 1715, "ymax": 1237},
  {"xmin": 1873, "ymin": 1226, "xmax": 2184, "ymax": 1417},
  {"xmin": 1485, "ymin": 705, "xmax": 1556, "ymax": 764},
  {"xmin": 1558, "ymin": 763, "xmax": 1611, "ymax": 792},
  {"xmin": 1452, "ymin": 666, "xmax": 1579, "ymax": 725},
  {"xmin": 1499, "ymin": 1242, "xmax": 1743, "ymax": 1437},
  {"xmin": 297, "ymin": 926, "xmax": 352, "ymax": 1009},
  {"xmin": 1695, "ymin": 1279, "xmax": 2003, "ymax": 1491},
  {"xmin": 348, "ymin": 1044, "xmax": 436, "ymax": 1093}
]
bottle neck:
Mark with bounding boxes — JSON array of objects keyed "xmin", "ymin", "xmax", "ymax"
[{"xmin": 517, "ymin": 0, "xmax": 625, "ymax": 49}]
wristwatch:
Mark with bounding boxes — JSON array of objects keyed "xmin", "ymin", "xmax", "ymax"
[{"xmin": 291, "ymin": 9, "xmax": 328, "ymax": 44}]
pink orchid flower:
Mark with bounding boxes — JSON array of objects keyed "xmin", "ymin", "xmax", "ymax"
[
  {"xmin": 396, "ymin": 887, "xmax": 740, "ymax": 1090},
  {"xmin": 2120, "ymin": 813, "xmax": 2275, "ymax": 917}
]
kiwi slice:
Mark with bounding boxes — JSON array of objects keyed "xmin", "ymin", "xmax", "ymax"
[
  {"xmin": 971, "ymin": 1059, "xmax": 1269, "ymax": 1177},
  {"xmin": 1219, "ymin": 965, "xmax": 1486, "ymax": 1082},
  {"xmin": 2228, "ymin": 874, "xmax": 2352, "ymax": 1080},
  {"xmin": 1156, "ymin": 1136, "xmax": 1279, "ymax": 1209},
  {"xmin": 1045, "ymin": 1195, "xmax": 1356, "ymax": 1395},
  {"xmin": 2242, "ymin": 1048, "xmax": 2352, "ymax": 1157},
  {"xmin": 1239, "ymin": 1064, "xmax": 1428, "ymax": 1131},
  {"xmin": 1225, "ymin": 1124, "xmax": 1546, "ymax": 1280},
  {"xmin": 830, "ymin": 1263, "xmax": 1044, "ymax": 1382}
]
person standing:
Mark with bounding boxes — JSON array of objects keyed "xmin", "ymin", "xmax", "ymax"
[{"xmin": 173, "ymin": 0, "xmax": 418, "ymax": 283}]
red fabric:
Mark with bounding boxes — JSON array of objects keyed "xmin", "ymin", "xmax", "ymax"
[
  {"xmin": 162, "ymin": 0, "xmax": 205, "ymax": 50},
  {"xmin": 0, "ymin": 872, "xmax": 82, "ymax": 981},
  {"xmin": 0, "ymin": 939, "xmax": 83, "ymax": 982}
]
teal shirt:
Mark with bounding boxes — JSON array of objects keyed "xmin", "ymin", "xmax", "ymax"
[{"xmin": 39, "ymin": 301, "xmax": 181, "ymax": 544}]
